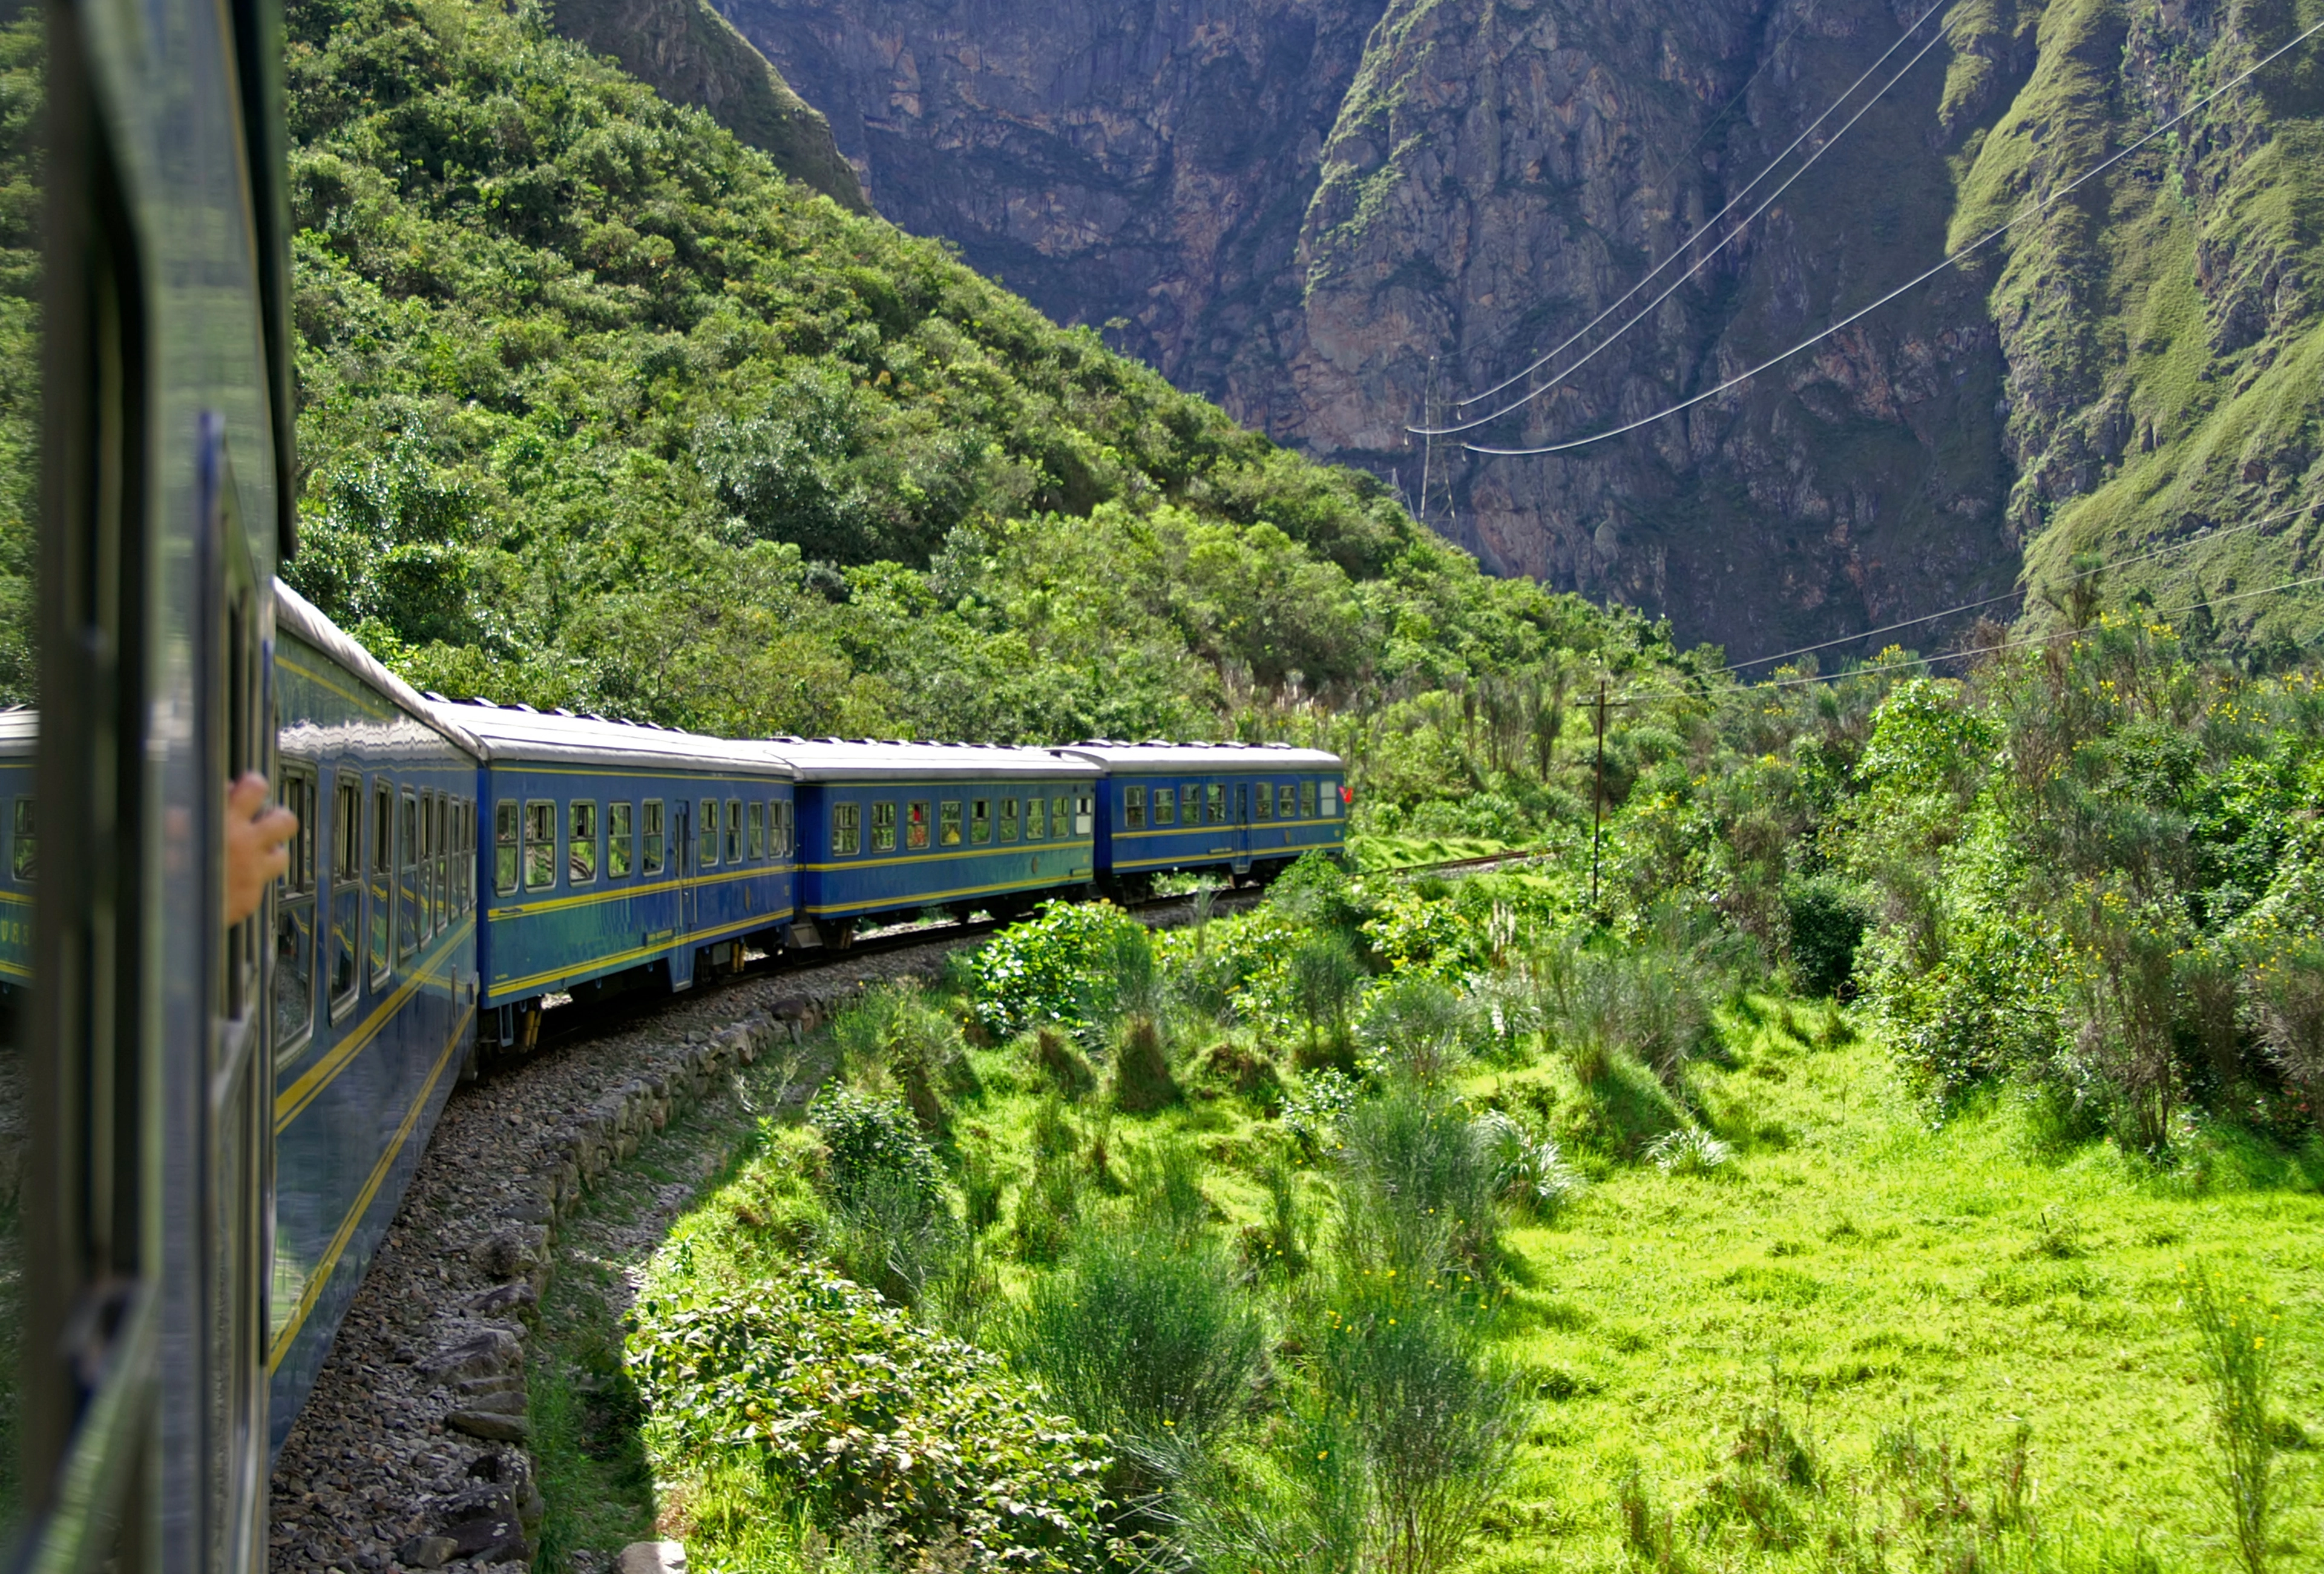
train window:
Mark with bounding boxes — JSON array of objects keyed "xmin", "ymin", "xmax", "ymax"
[
  {"xmin": 748, "ymin": 801, "xmax": 765, "ymax": 860},
  {"xmin": 329, "ymin": 774, "xmax": 362, "ymax": 1020},
  {"xmin": 1024, "ymin": 796, "xmax": 1045, "ymax": 840},
  {"xmin": 906, "ymin": 801, "xmax": 930, "ymax": 851},
  {"xmin": 1154, "ymin": 786, "xmax": 1177, "ymax": 826},
  {"xmin": 939, "ymin": 801, "xmax": 961, "ymax": 846},
  {"xmin": 1124, "ymin": 785, "xmax": 1145, "ymax": 829},
  {"xmin": 872, "ymin": 801, "xmax": 896, "ymax": 853},
  {"xmin": 1323, "ymin": 779, "xmax": 1341, "ymax": 817},
  {"xmin": 1301, "ymin": 781, "xmax": 1318, "ymax": 818},
  {"xmin": 435, "ymin": 793, "xmax": 451, "ymax": 932},
  {"xmin": 971, "ymin": 799, "xmax": 991, "ymax": 844},
  {"xmin": 1073, "ymin": 794, "xmax": 1091, "ymax": 835},
  {"xmin": 418, "ymin": 790, "xmax": 437, "ymax": 937},
  {"xmin": 400, "ymin": 791, "xmax": 422, "ymax": 957},
  {"xmin": 569, "ymin": 800, "xmax": 598, "ymax": 884},
  {"xmin": 776, "ymin": 799, "xmax": 792, "ymax": 855},
  {"xmin": 524, "ymin": 799, "xmax": 556, "ymax": 891},
  {"xmin": 642, "ymin": 799, "xmax": 666, "ymax": 874},
  {"xmin": 1236, "ymin": 785, "xmax": 1249, "ymax": 823},
  {"xmin": 495, "ymin": 800, "xmax": 519, "ymax": 896},
  {"xmin": 274, "ymin": 772, "xmax": 319, "ymax": 1057},
  {"xmin": 609, "ymin": 802, "xmax": 634, "ymax": 877},
  {"xmin": 833, "ymin": 802, "xmax": 861, "ymax": 856},
  {"xmin": 726, "ymin": 797, "xmax": 743, "ymax": 863},
  {"xmin": 1280, "ymin": 783, "xmax": 1298, "ymax": 818},
  {"xmin": 459, "ymin": 800, "xmax": 474, "ymax": 907},
  {"xmin": 1253, "ymin": 782, "xmax": 1273, "ymax": 822},
  {"xmin": 1051, "ymin": 795, "xmax": 1072, "ymax": 838},
  {"xmin": 373, "ymin": 781, "xmax": 395, "ymax": 983},
  {"xmin": 698, "ymin": 797, "xmax": 720, "ymax": 868},
  {"xmin": 8, "ymin": 794, "xmax": 29, "ymax": 879},
  {"xmin": 1207, "ymin": 783, "xmax": 1226, "ymax": 825},
  {"xmin": 999, "ymin": 798, "xmax": 1019, "ymax": 842}
]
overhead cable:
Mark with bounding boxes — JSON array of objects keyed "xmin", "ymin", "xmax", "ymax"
[
  {"xmin": 1465, "ymin": 16, "xmax": 2324, "ymax": 459},
  {"xmin": 1422, "ymin": 1, "xmax": 1955, "ymax": 437}
]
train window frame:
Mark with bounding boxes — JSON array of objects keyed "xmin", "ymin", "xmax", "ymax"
[
  {"xmin": 1301, "ymin": 781, "xmax": 1318, "ymax": 818},
  {"xmin": 725, "ymin": 796, "xmax": 743, "ymax": 863},
  {"xmin": 906, "ymin": 800, "xmax": 930, "ymax": 851},
  {"xmin": 494, "ymin": 799, "xmax": 519, "ymax": 897},
  {"xmin": 1253, "ymin": 782, "xmax": 1273, "ymax": 823},
  {"xmin": 871, "ymin": 801, "xmax": 896, "ymax": 853},
  {"xmin": 971, "ymin": 799, "xmax": 990, "ymax": 844},
  {"xmin": 372, "ymin": 779, "xmax": 395, "ymax": 984},
  {"xmin": 779, "ymin": 799, "xmax": 793, "ymax": 856},
  {"xmin": 1154, "ymin": 785, "xmax": 1177, "ymax": 827},
  {"xmin": 698, "ymin": 797, "xmax": 720, "ymax": 869},
  {"xmin": 1023, "ymin": 796, "xmax": 1043, "ymax": 840},
  {"xmin": 998, "ymin": 797, "xmax": 1019, "ymax": 842},
  {"xmin": 328, "ymin": 772, "xmax": 362, "ymax": 1023},
  {"xmin": 1054, "ymin": 794, "xmax": 1074, "ymax": 838},
  {"xmin": 274, "ymin": 768, "xmax": 320, "ymax": 1060},
  {"xmin": 642, "ymin": 799, "xmax": 665, "ymax": 875},
  {"xmin": 609, "ymin": 802, "xmax": 634, "ymax": 878},
  {"xmin": 939, "ymin": 800, "xmax": 961, "ymax": 846},
  {"xmin": 523, "ymin": 799, "xmax": 556, "ymax": 892},
  {"xmin": 833, "ymin": 802, "xmax": 861, "ymax": 857},
  {"xmin": 747, "ymin": 800, "xmax": 765, "ymax": 861},
  {"xmin": 9, "ymin": 793, "xmax": 30, "ymax": 880},
  {"xmin": 1206, "ymin": 783, "xmax": 1225, "ymax": 825},
  {"xmin": 1279, "ymin": 783, "xmax": 1298, "ymax": 819},
  {"xmin": 568, "ymin": 799, "xmax": 598, "ymax": 885},
  {"xmin": 435, "ymin": 792, "xmax": 451, "ymax": 933},
  {"xmin": 460, "ymin": 799, "xmax": 474, "ymax": 907},
  {"xmin": 398, "ymin": 788, "xmax": 422, "ymax": 958},
  {"xmin": 1124, "ymin": 785, "xmax": 1145, "ymax": 829},
  {"xmin": 1323, "ymin": 779, "xmax": 1341, "ymax": 817}
]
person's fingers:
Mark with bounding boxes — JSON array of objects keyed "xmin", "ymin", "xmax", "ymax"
[
  {"xmin": 251, "ymin": 802, "xmax": 300, "ymax": 847},
  {"xmin": 228, "ymin": 771, "xmax": 271, "ymax": 821}
]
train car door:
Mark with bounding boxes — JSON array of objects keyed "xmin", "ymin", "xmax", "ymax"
[{"xmin": 673, "ymin": 799, "xmax": 695, "ymax": 987}]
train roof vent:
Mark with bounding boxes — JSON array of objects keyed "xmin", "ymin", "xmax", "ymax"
[
  {"xmin": 512, "ymin": 702, "xmax": 539, "ymax": 713},
  {"xmin": 551, "ymin": 707, "xmax": 576, "ymax": 717},
  {"xmin": 423, "ymin": 690, "xmax": 450, "ymax": 703},
  {"xmin": 467, "ymin": 696, "xmax": 495, "ymax": 707}
]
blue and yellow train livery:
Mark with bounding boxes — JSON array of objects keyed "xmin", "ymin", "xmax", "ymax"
[
  {"xmin": 772, "ymin": 740, "xmax": 1100, "ymax": 941},
  {"xmin": 436, "ymin": 702, "xmax": 798, "ymax": 1027},
  {"xmin": 269, "ymin": 584, "xmax": 487, "ymax": 1451},
  {"xmin": 1058, "ymin": 742, "xmax": 1347, "ymax": 892}
]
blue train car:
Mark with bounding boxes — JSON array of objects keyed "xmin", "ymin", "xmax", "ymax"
[
  {"xmin": 771, "ymin": 740, "xmax": 1100, "ymax": 942},
  {"xmin": 1059, "ymin": 742, "xmax": 1348, "ymax": 892},
  {"xmin": 433, "ymin": 702, "xmax": 798, "ymax": 1032},
  {"xmin": 268, "ymin": 585, "xmax": 485, "ymax": 1451}
]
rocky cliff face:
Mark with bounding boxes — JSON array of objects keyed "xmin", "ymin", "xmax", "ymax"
[{"xmin": 710, "ymin": 0, "xmax": 2324, "ymax": 660}]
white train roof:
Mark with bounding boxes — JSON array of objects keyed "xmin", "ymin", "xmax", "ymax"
[
  {"xmin": 274, "ymin": 580, "xmax": 483, "ymax": 756},
  {"xmin": 1054, "ymin": 740, "xmax": 1342, "ymax": 772},
  {"xmin": 757, "ymin": 738, "xmax": 1097, "ymax": 783},
  {"xmin": 427, "ymin": 699, "xmax": 793, "ymax": 779},
  {"xmin": 0, "ymin": 705, "xmax": 32, "ymax": 762}
]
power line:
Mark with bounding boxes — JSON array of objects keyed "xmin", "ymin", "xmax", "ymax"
[
  {"xmin": 1465, "ymin": 17, "xmax": 2324, "ymax": 459},
  {"xmin": 1422, "ymin": 1, "xmax": 1955, "ymax": 438},
  {"xmin": 1720, "ymin": 498, "xmax": 2317, "ymax": 674},
  {"xmin": 1435, "ymin": 0, "xmax": 1955, "ymax": 426}
]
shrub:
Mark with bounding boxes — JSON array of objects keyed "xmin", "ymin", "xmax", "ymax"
[
  {"xmin": 1356, "ymin": 971, "xmax": 1469, "ymax": 1085},
  {"xmin": 1241, "ymin": 1154, "xmax": 1314, "ymax": 1279},
  {"xmin": 2182, "ymin": 1261, "xmax": 2282, "ymax": 1574},
  {"xmin": 1540, "ymin": 943, "xmax": 1716, "ymax": 1085},
  {"xmin": 971, "ymin": 901, "xmax": 1151, "ymax": 1039},
  {"xmin": 1288, "ymin": 930, "xmax": 1368, "ymax": 1069},
  {"xmin": 1282, "ymin": 1069, "xmax": 1362, "ymax": 1158},
  {"xmin": 1336, "ymin": 1084, "xmax": 1500, "ymax": 1280},
  {"xmin": 629, "ymin": 1266, "xmax": 1109, "ymax": 1570},
  {"xmin": 826, "ymin": 1164, "xmax": 962, "ymax": 1309},
  {"xmin": 812, "ymin": 1087, "xmax": 943, "ymax": 1210},
  {"xmin": 1783, "ymin": 875, "xmax": 1869, "ymax": 997},
  {"xmin": 1110, "ymin": 1016, "xmax": 1178, "ymax": 1112},
  {"xmin": 1005, "ymin": 1221, "xmax": 1265, "ymax": 1478},
  {"xmin": 2253, "ymin": 940, "xmax": 2324, "ymax": 1098}
]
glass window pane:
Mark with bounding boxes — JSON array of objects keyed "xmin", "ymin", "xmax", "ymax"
[
  {"xmin": 971, "ymin": 799, "xmax": 990, "ymax": 844},
  {"xmin": 906, "ymin": 801, "xmax": 930, "ymax": 851},
  {"xmin": 698, "ymin": 797, "xmax": 719, "ymax": 867},
  {"xmin": 999, "ymin": 797, "xmax": 1019, "ymax": 842},
  {"xmin": 495, "ymin": 800, "xmax": 519, "ymax": 895},
  {"xmin": 569, "ymin": 800, "xmax": 597, "ymax": 883},
  {"xmin": 939, "ymin": 801, "xmax": 961, "ymax": 846},
  {"xmin": 748, "ymin": 801, "xmax": 765, "ymax": 860},
  {"xmin": 1207, "ymin": 784, "xmax": 1226, "ymax": 825},
  {"xmin": 274, "ymin": 897, "xmax": 314, "ymax": 1049},
  {"xmin": 872, "ymin": 802, "xmax": 896, "ymax": 853},
  {"xmin": 1302, "ymin": 781, "xmax": 1318, "ymax": 817},
  {"xmin": 834, "ymin": 802, "xmax": 860, "ymax": 856},
  {"xmin": 372, "ymin": 783, "xmax": 394, "ymax": 980},
  {"xmin": 609, "ymin": 802, "xmax": 633, "ymax": 877},
  {"xmin": 399, "ymin": 792, "xmax": 422, "ymax": 956},
  {"xmin": 9, "ymin": 794, "xmax": 29, "ymax": 880},
  {"xmin": 1125, "ymin": 785, "xmax": 1144, "ymax": 829},
  {"xmin": 643, "ymin": 799, "xmax": 665, "ymax": 874},
  {"xmin": 1281, "ymin": 783, "xmax": 1298, "ymax": 818},
  {"xmin": 725, "ymin": 797, "xmax": 742, "ymax": 863},
  {"xmin": 1155, "ymin": 786, "xmax": 1177, "ymax": 827},
  {"xmin": 1025, "ymin": 797, "xmax": 1045, "ymax": 840},
  {"xmin": 524, "ymin": 800, "xmax": 556, "ymax": 891},
  {"xmin": 1054, "ymin": 795, "xmax": 1073, "ymax": 837},
  {"xmin": 1254, "ymin": 782, "xmax": 1273, "ymax": 822}
]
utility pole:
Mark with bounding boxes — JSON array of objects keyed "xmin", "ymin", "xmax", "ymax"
[{"xmin": 1590, "ymin": 676, "xmax": 1607, "ymax": 911}]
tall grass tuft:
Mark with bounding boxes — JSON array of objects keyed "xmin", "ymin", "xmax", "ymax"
[
  {"xmin": 1336, "ymin": 1082, "xmax": 1500, "ymax": 1282},
  {"xmin": 2183, "ymin": 1260, "xmax": 2280, "ymax": 1574},
  {"xmin": 1356, "ymin": 972, "xmax": 1468, "ymax": 1085},
  {"xmin": 1111, "ymin": 1015, "xmax": 1179, "ymax": 1111},
  {"xmin": 1289, "ymin": 929, "xmax": 1368, "ymax": 1069},
  {"xmin": 1474, "ymin": 1111, "xmax": 1584, "ymax": 1220}
]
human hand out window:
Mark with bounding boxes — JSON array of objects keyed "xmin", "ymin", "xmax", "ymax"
[{"xmin": 225, "ymin": 771, "xmax": 298, "ymax": 927}]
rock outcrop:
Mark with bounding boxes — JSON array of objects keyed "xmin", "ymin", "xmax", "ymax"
[{"xmin": 713, "ymin": 0, "xmax": 2324, "ymax": 660}]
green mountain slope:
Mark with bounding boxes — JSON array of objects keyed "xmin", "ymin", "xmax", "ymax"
[{"xmin": 281, "ymin": 0, "xmax": 1672, "ymax": 743}]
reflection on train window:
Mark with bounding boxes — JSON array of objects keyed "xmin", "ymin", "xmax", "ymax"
[
  {"xmin": 1154, "ymin": 786, "xmax": 1177, "ymax": 826},
  {"xmin": 906, "ymin": 800, "xmax": 930, "ymax": 851},
  {"xmin": 435, "ymin": 792, "xmax": 451, "ymax": 931},
  {"xmin": 609, "ymin": 802, "xmax": 634, "ymax": 877},
  {"xmin": 1054, "ymin": 795, "xmax": 1074, "ymax": 838},
  {"xmin": 999, "ymin": 797, "xmax": 1019, "ymax": 841},
  {"xmin": 372, "ymin": 780, "xmax": 395, "ymax": 982},
  {"xmin": 1074, "ymin": 795, "xmax": 1092, "ymax": 835},
  {"xmin": 329, "ymin": 774, "xmax": 361, "ymax": 1020},
  {"xmin": 419, "ymin": 790, "xmax": 438, "ymax": 936},
  {"xmin": 399, "ymin": 790, "xmax": 422, "ymax": 957},
  {"xmin": 1301, "ymin": 781, "xmax": 1318, "ymax": 818},
  {"xmin": 1253, "ymin": 782, "xmax": 1273, "ymax": 822},
  {"xmin": 776, "ymin": 799, "xmax": 792, "ymax": 856},
  {"xmin": 971, "ymin": 799, "xmax": 991, "ymax": 844},
  {"xmin": 871, "ymin": 801, "xmax": 896, "ymax": 853},
  {"xmin": 725, "ymin": 797, "xmax": 743, "ymax": 863},
  {"xmin": 459, "ymin": 799, "xmax": 474, "ymax": 906},
  {"xmin": 939, "ymin": 801, "xmax": 962, "ymax": 846},
  {"xmin": 1323, "ymin": 779, "xmax": 1341, "ymax": 817},
  {"xmin": 568, "ymin": 800, "xmax": 597, "ymax": 884},
  {"xmin": 1279, "ymin": 783, "xmax": 1298, "ymax": 818},
  {"xmin": 698, "ymin": 797, "xmax": 720, "ymax": 868},
  {"xmin": 1025, "ymin": 796, "xmax": 1046, "ymax": 840},
  {"xmin": 642, "ymin": 799, "xmax": 665, "ymax": 874},
  {"xmin": 9, "ymin": 794, "xmax": 30, "ymax": 879},
  {"xmin": 523, "ymin": 799, "xmax": 556, "ymax": 891},
  {"xmin": 1207, "ymin": 784, "xmax": 1226, "ymax": 825},
  {"xmin": 494, "ymin": 800, "xmax": 519, "ymax": 896},
  {"xmin": 833, "ymin": 802, "xmax": 861, "ymax": 856},
  {"xmin": 1124, "ymin": 785, "xmax": 1146, "ymax": 829},
  {"xmin": 747, "ymin": 801, "xmax": 765, "ymax": 861},
  {"xmin": 274, "ymin": 771, "xmax": 318, "ymax": 1055}
]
